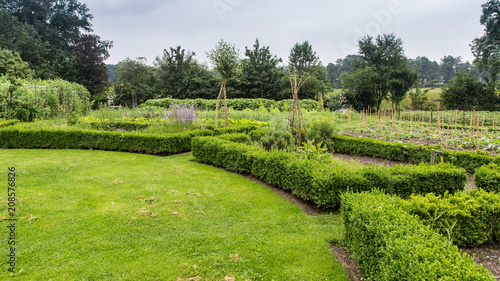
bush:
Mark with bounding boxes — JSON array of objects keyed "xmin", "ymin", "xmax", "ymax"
[
  {"xmin": 341, "ymin": 191, "xmax": 495, "ymax": 280},
  {"xmin": 308, "ymin": 119, "xmax": 335, "ymax": 150},
  {"xmin": 0, "ymin": 119, "xmax": 19, "ymax": 128},
  {"xmin": 474, "ymin": 163, "xmax": 500, "ymax": 192},
  {"xmin": 401, "ymin": 190, "xmax": 500, "ymax": 246},
  {"xmin": 0, "ymin": 125, "xmax": 258, "ymax": 156},
  {"xmin": 192, "ymin": 136, "xmax": 467, "ymax": 209},
  {"xmin": 331, "ymin": 134, "xmax": 499, "ymax": 173},
  {"xmin": 141, "ymin": 98, "xmax": 319, "ymax": 112}
]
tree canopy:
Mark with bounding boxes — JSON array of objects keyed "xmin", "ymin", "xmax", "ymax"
[
  {"xmin": 342, "ymin": 33, "xmax": 410, "ymax": 111},
  {"xmin": 0, "ymin": 0, "xmax": 112, "ymax": 99},
  {"xmin": 472, "ymin": 0, "xmax": 500, "ymax": 87}
]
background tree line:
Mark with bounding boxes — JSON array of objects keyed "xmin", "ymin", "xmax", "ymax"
[{"xmin": 3, "ymin": 0, "xmax": 500, "ymax": 112}]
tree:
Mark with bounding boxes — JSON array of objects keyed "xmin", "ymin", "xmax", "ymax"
[
  {"xmin": 409, "ymin": 56, "xmax": 440, "ymax": 84},
  {"xmin": 288, "ymin": 41, "xmax": 329, "ymax": 99},
  {"xmin": 388, "ymin": 66, "xmax": 417, "ymax": 111},
  {"xmin": 0, "ymin": 49, "xmax": 31, "ymax": 78},
  {"xmin": 155, "ymin": 46, "xmax": 195, "ymax": 98},
  {"xmin": 0, "ymin": 9, "xmax": 49, "ymax": 75},
  {"xmin": 62, "ymin": 34, "xmax": 112, "ymax": 100},
  {"xmin": 114, "ymin": 57, "xmax": 155, "ymax": 108},
  {"xmin": 345, "ymin": 33, "xmax": 408, "ymax": 111},
  {"xmin": 441, "ymin": 71, "xmax": 495, "ymax": 110},
  {"xmin": 289, "ymin": 41, "xmax": 319, "ymax": 74},
  {"xmin": 1, "ymin": 0, "xmax": 113, "ymax": 95},
  {"xmin": 440, "ymin": 55, "xmax": 462, "ymax": 83},
  {"xmin": 327, "ymin": 55, "xmax": 361, "ymax": 88},
  {"xmin": 239, "ymin": 39, "xmax": 283, "ymax": 100},
  {"xmin": 1, "ymin": 0, "xmax": 93, "ymax": 50},
  {"xmin": 206, "ymin": 39, "xmax": 240, "ymax": 127},
  {"xmin": 341, "ymin": 66, "xmax": 379, "ymax": 111},
  {"xmin": 471, "ymin": 0, "xmax": 500, "ymax": 87}
]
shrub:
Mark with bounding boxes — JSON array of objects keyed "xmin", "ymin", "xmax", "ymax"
[
  {"xmin": 140, "ymin": 98, "xmax": 319, "ymax": 112},
  {"xmin": 401, "ymin": 190, "xmax": 500, "ymax": 246},
  {"xmin": 192, "ymin": 136, "xmax": 467, "ymax": 209},
  {"xmin": 341, "ymin": 191, "xmax": 495, "ymax": 280},
  {"xmin": 331, "ymin": 134, "xmax": 499, "ymax": 173},
  {"xmin": 474, "ymin": 163, "xmax": 500, "ymax": 193},
  {"xmin": 0, "ymin": 125, "xmax": 258, "ymax": 156},
  {"xmin": 308, "ymin": 119, "xmax": 335, "ymax": 150}
]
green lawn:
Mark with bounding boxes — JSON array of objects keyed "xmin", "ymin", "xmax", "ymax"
[{"xmin": 0, "ymin": 149, "xmax": 348, "ymax": 280}]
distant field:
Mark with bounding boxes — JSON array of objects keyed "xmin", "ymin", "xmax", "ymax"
[{"xmin": 329, "ymin": 88, "xmax": 443, "ymax": 110}]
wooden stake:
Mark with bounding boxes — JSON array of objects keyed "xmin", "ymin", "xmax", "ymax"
[{"xmin": 477, "ymin": 113, "xmax": 486, "ymax": 150}]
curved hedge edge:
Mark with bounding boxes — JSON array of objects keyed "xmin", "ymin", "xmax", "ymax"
[
  {"xmin": 330, "ymin": 134, "xmax": 498, "ymax": 173},
  {"xmin": 191, "ymin": 136, "xmax": 467, "ymax": 209},
  {"xmin": 0, "ymin": 125, "xmax": 259, "ymax": 156},
  {"xmin": 341, "ymin": 191, "xmax": 495, "ymax": 280}
]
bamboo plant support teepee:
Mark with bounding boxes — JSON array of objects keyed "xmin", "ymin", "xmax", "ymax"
[
  {"xmin": 214, "ymin": 79, "xmax": 229, "ymax": 128},
  {"xmin": 287, "ymin": 69, "xmax": 310, "ymax": 146}
]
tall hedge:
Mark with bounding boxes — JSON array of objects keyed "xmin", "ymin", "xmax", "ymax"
[
  {"xmin": 140, "ymin": 98, "xmax": 319, "ymax": 112},
  {"xmin": 341, "ymin": 191, "xmax": 494, "ymax": 280}
]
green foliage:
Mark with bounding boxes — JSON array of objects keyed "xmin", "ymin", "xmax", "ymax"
[
  {"xmin": 472, "ymin": 0, "xmax": 500, "ymax": 87},
  {"xmin": 308, "ymin": 119, "xmax": 335, "ymax": 150},
  {"xmin": 441, "ymin": 71, "xmax": 495, "ymax": 110},
  {"xmin": 0, "ymin": 119, "xmax": 18, "ymax": 128},
  {"xmin": 0, "ymin": 76, "xmax": 91, "ymax": 121},
  {"xmin": 154, "ymin": 46, "xmax": 218, "ymax": 100},
  {"xmin": 341, "ymin": 191, "xmax": 494, "ymax": 280},
  {"xmin": 331, "ymin": 134, "xmax": 498, "ymax": 173},
  {"xmin": 475, "ymin": 163, "xmax": 500, "ymax": 192},
  {"xmin": 0, "ymin": 124, "xmax": 257, "ymax": 155},
  {"xmin": 192, "ymin": 136, "xmax": 467, "ymax": 209},
  {"xmin": 207, "ymin": 39, "xmax": 240, "ymax": 81},
  {"xmin": 114, "ymin": 57, "xmax": 156, "ymax": 107},
  {"xmin": 259, "ymin": 115, "xmax": 295, "ymax": 151},
  {"xmin": 140, "ymin": 97, "xmax": 319, "ymax": 112},
  {"xmin": 402, "ymin": 190, "xmax": 500, "ymax": 246},
  {"xmin": 0, "ymin": 48, "xmax": 31, "ymax": 78},
  {"xmin": 346, "ymin": 33, "xmax": 409, "ymax": 111},
  {"xmin": 239, "ymin": 39, "xmax": 284, "ymax": 100}
]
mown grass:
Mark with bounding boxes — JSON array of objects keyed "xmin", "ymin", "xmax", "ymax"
[{"xmin": 0, "ymin": 149, "xmax": 348, "ymax": 280}]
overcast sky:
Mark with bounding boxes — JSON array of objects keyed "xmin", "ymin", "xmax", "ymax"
[{"xmin": 79, "ymin": 0, "xmax": 486, "ymax": 66}]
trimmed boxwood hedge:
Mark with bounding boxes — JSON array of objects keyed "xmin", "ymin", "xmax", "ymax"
[
  {"xmin": 0, "ymin": 125, "xmax": 257, "ymax": 156},
  {"xmin": 341, "ymin": 191, "xmax": 495, "ymax": 280},
  {"xmin": 140, "ymin": 98, "xmax": 319, "ymax": 112},
  {"xmin": 192, "ymin": 136, "xmax": 467, "ymax": 208},
  {"xmin": 330, "ymin": 134, "xmax": 499, "ymax": 173},
  {"xmin": 401, "ymin": 190, "xmax": 500, "ymax": 246},
  {"xmin": 0, "ymin": 119, "xmax": 19, "ymax": 128},
  {"xmin": 474, "ymin": 163, "xmax": 500, "ymax": 192}
]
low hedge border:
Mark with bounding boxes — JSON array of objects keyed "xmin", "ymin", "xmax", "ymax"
[
  {"xmin": 191, "ymin": 137, "xmax": 467, "ymax": 208},
  {"xmin": 401, "ymin": 190, "xmax": 500, "ymax": 246},
  {"xmin": 474, "ymin": 163, "xmax": 500, "ymax": 193},
  {"xmin": 0, "ymin": 119, "xmax": 19, "ymax": 128},
  {"xmin": 341, "ymin": 191, "xmax": 495, "ymax": 280},
  {"xmin": 330, "ymin": 134, "xmax": 498, "ymax": 173},
  {"xmin": 0, "ymin": 125, "xmax": 257, "ymax": 156}
]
